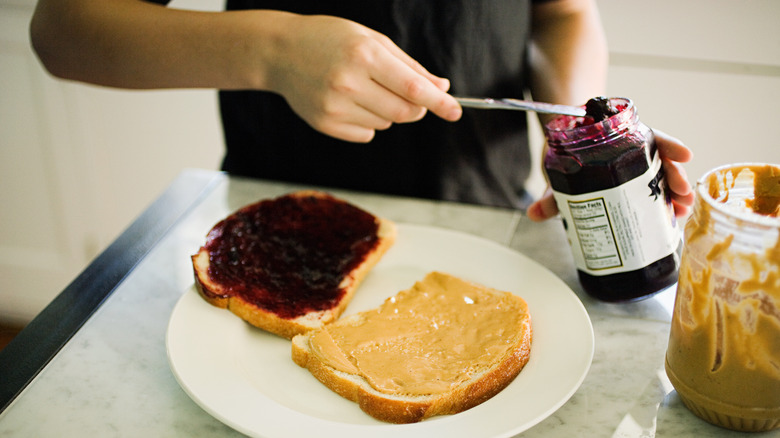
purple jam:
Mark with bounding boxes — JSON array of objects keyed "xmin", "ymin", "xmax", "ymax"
[
  {"xmin": 201, "ymin": 193, "xmax": 380, "ymax": 318},
  {"xmin": 584, "ymin": 96, "xmax": 619, "ymax": 121},
  {"xmin": 544, "ymin": 97, "xmax": 680, "ymax": 302}
]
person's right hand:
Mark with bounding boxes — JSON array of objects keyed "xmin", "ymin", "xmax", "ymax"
[{"xmin": 266, "ymin": 15, "xmax": 463, "ymax": 143}]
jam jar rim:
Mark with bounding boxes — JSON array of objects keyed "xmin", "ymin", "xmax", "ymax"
[
  {"xmin": 696, "ymin": 162, "xmax": 780, "ymax": 228},
  {"xmin": 543, "ymin": 97, "xmax": 636, "ymax": 148}
]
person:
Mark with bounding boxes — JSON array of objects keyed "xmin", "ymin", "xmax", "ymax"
[{"xmin": 28, "ymin": 0, "xmax": 694, "ymax": 221}]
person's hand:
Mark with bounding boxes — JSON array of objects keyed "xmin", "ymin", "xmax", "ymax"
[
  {"xmin": 526, "ymin": 129, "xmax": 695, "ymax": 221},
  {"xmin": 654, "ymin": 130, "xmax": 696, "ymax": 216},
  {"xmin": 267, "ymin": 15, "xmax": 462, "ymax": 143}
]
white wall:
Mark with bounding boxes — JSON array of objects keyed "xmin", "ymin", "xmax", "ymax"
[
  {"xmin": 0, "ymin": 0, "xmax": 224, "ymax": 325},
  {"xmin": 1, "ymin": 0, "xmax": 778, "ymax": 325},
  {"xmin": 597, "ymin": 0, "xmax": 780, "ymax": 184},
  {"xmin": 515, "ymin": 0, "xmax": 779, "ymax": 200}
]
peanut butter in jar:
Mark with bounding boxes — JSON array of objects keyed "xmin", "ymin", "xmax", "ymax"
[{"xmin": 665, "ymin": 163, "xmax": 780, "ymax": 432}]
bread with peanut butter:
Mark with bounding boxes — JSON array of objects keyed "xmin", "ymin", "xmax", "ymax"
[
  {"xmin": 192, "ymin": 190, "xmax": 396, "ymax": 339},
  {"xmin": 291, "ymin": 271, "xmax": 533, "ymax": 423}
]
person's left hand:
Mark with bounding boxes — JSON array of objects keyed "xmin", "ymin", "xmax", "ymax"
[{"xmin": 526, "ymin": 129, "xmax": 695, "ymax": 222}]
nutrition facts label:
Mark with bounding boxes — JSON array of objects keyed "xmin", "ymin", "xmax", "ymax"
[
  {"xmin": 568, "ymin": 198, "xmax": 622, "ymax": 270},
  {"xmin": 552, "ymin": 155, "xmax": 680, "ymax": 276}
]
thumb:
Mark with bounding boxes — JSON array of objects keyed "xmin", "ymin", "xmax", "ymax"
[{"xmin": 526, "ymin": 189, "xmax": 559, "ymax": 222}]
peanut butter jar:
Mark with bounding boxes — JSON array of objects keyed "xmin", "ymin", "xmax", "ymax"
[{"xmin": 665, "ymin": 163, "xmax": 780, "ymax": 432}]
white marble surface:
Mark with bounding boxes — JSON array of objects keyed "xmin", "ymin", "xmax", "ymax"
[{"xmin": 0, "ymin": 170, "xmax": 777, "ymax": 437}]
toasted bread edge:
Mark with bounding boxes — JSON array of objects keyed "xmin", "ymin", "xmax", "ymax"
[{"xmin": 192, "ymin": 196, "xmax": 397, "ymax": 340}]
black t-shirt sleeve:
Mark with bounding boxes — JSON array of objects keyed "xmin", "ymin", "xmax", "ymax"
[{"xmin": 143, "ymin": 0, "xmax": 172, "ymax": 5}]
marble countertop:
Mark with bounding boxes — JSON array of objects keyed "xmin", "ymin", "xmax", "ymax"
[{"xmin": 0, "ymin": 169, "xmax": 774, "ymax": 437}]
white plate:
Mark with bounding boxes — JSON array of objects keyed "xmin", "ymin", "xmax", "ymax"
[{"xmin": 167, "ymin": 223, "xmax": 594, "ymax": 438}]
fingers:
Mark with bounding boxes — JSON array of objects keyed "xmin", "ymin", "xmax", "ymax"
[
  {"xmin": 307, "ymin": 78, "xmax": 428, "ymax": 142},
  {"xmin": 320, "ymin": 111, "xmax": 390, "ymax": 144},
  {"xmin": 271, "ymin": 15, "xmax": 461, "ymax": 143},
  {"xmin": 375, "ymin": 34, "xmax": 453, "ymax": 94},
  {"xmin": 319, "ymin": 68, "xmax": 446, "ymax": 142},
  {"xmin": 666, "ymin": 160, "xmax": 695, "ymax": 218},
  {"xmin": 672, "ymin": 192, "xmax": 694, "ymax": 218},
  {"xmin": 664, "ymin": 159, "xmax": 694, "ymax": 198},
  {"xmin": 324, "ymin": 123, "xmax": 378, "ymax": 144},
  {"xmin": 308, "ymin": 97, "xmax": 396, "ymax": 143},
  {"xmin": 370, "ymin": 34, "xmax": 462, "ymax": 122},
  {"xmin": 370, "ymin": 67, "xmax": 462, "ymax": 122},
  {"xmin": 654, "ymin": 129, "xmax": 695, "ymax": 217},
  {"xmin": 352, "ymin": 79, "xmax": 429, "ymax": 125},
  {"xmin": 325, "ymin": 49, "xmax": 460, "ymax": 141},
  {"xmin": 654, "ymin": 129, "xmax": 693, "ymax": 164},
  {"xmin": 526, "ymin": 189, "xmax": 559, "ymax": 222},
  {"xmin": 303, "ymin": 29, "xmax": 460, "ymax": 142}
]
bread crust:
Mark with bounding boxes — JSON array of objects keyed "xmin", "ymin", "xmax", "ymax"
[
  {"xmin": 291, "ymin": 275, "xmax": 533, "ymax": 423},
  {"xmin": 192, "ymin": 191, "xmax": 396, "ymax": 339}
]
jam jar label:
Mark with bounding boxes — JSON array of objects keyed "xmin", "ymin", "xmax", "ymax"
[{"xmin": 552, "ymin": 153, "xmax": 680, "ymax": 275}]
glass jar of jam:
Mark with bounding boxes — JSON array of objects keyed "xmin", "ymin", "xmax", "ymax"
[
  {"xmin": 543, "ymin": 97, "xmax": 681, "ymax": 301},
  {"xmin": 665, "ymin": 163, "xmax": 780, "ymax": 432}
]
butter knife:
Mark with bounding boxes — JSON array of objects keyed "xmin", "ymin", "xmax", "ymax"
[{"xmin": 456, "ymin": 97, "xmax": 586, "ymax": 117}]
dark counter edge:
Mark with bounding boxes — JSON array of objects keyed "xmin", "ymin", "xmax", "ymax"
[{"xmin": 0, "ymin": 169, "xmax": 224, "ymax": 413}]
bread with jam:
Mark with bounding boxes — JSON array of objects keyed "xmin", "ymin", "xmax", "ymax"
[
  {"xmin": 191, "ymin": 190, "xmax": 396, "ymax": 339},
  {"xmin": 291, "ymin": 271, "xmax": 533, "ymax": 423}
]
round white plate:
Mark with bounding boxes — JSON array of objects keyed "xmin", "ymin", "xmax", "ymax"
[{"xmin": 167, "ymin": 223, "xmax": 594, "ymax": 438}]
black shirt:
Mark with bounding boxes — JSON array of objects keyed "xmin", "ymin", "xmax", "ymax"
[{"xmin": 150, "ymin": 0, "xmax": 539, "ymax": 208}]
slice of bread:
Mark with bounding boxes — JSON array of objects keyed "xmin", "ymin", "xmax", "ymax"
[
  {"xmin": 291, "ymin": 271, "xmax": 532, "ymax": 423},
  {"xmin": 192, "ymin": 190, "xmax": 396, "ymax": 339}
]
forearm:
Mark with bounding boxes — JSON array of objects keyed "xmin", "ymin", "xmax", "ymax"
[
  {"xmin": 525, "ymin": 0, "xmax": 609, "ymax": 220},
  {"xmin": 30, "ymin": 0, "xmax": 289, "ymax": 90},
  {"xmin": 528, "ymin": 0, "xmax": 608, "ymax": 107},
  {"xmin": 29, "ymin": 0, "xmax": 461, "ymax": 142}
]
